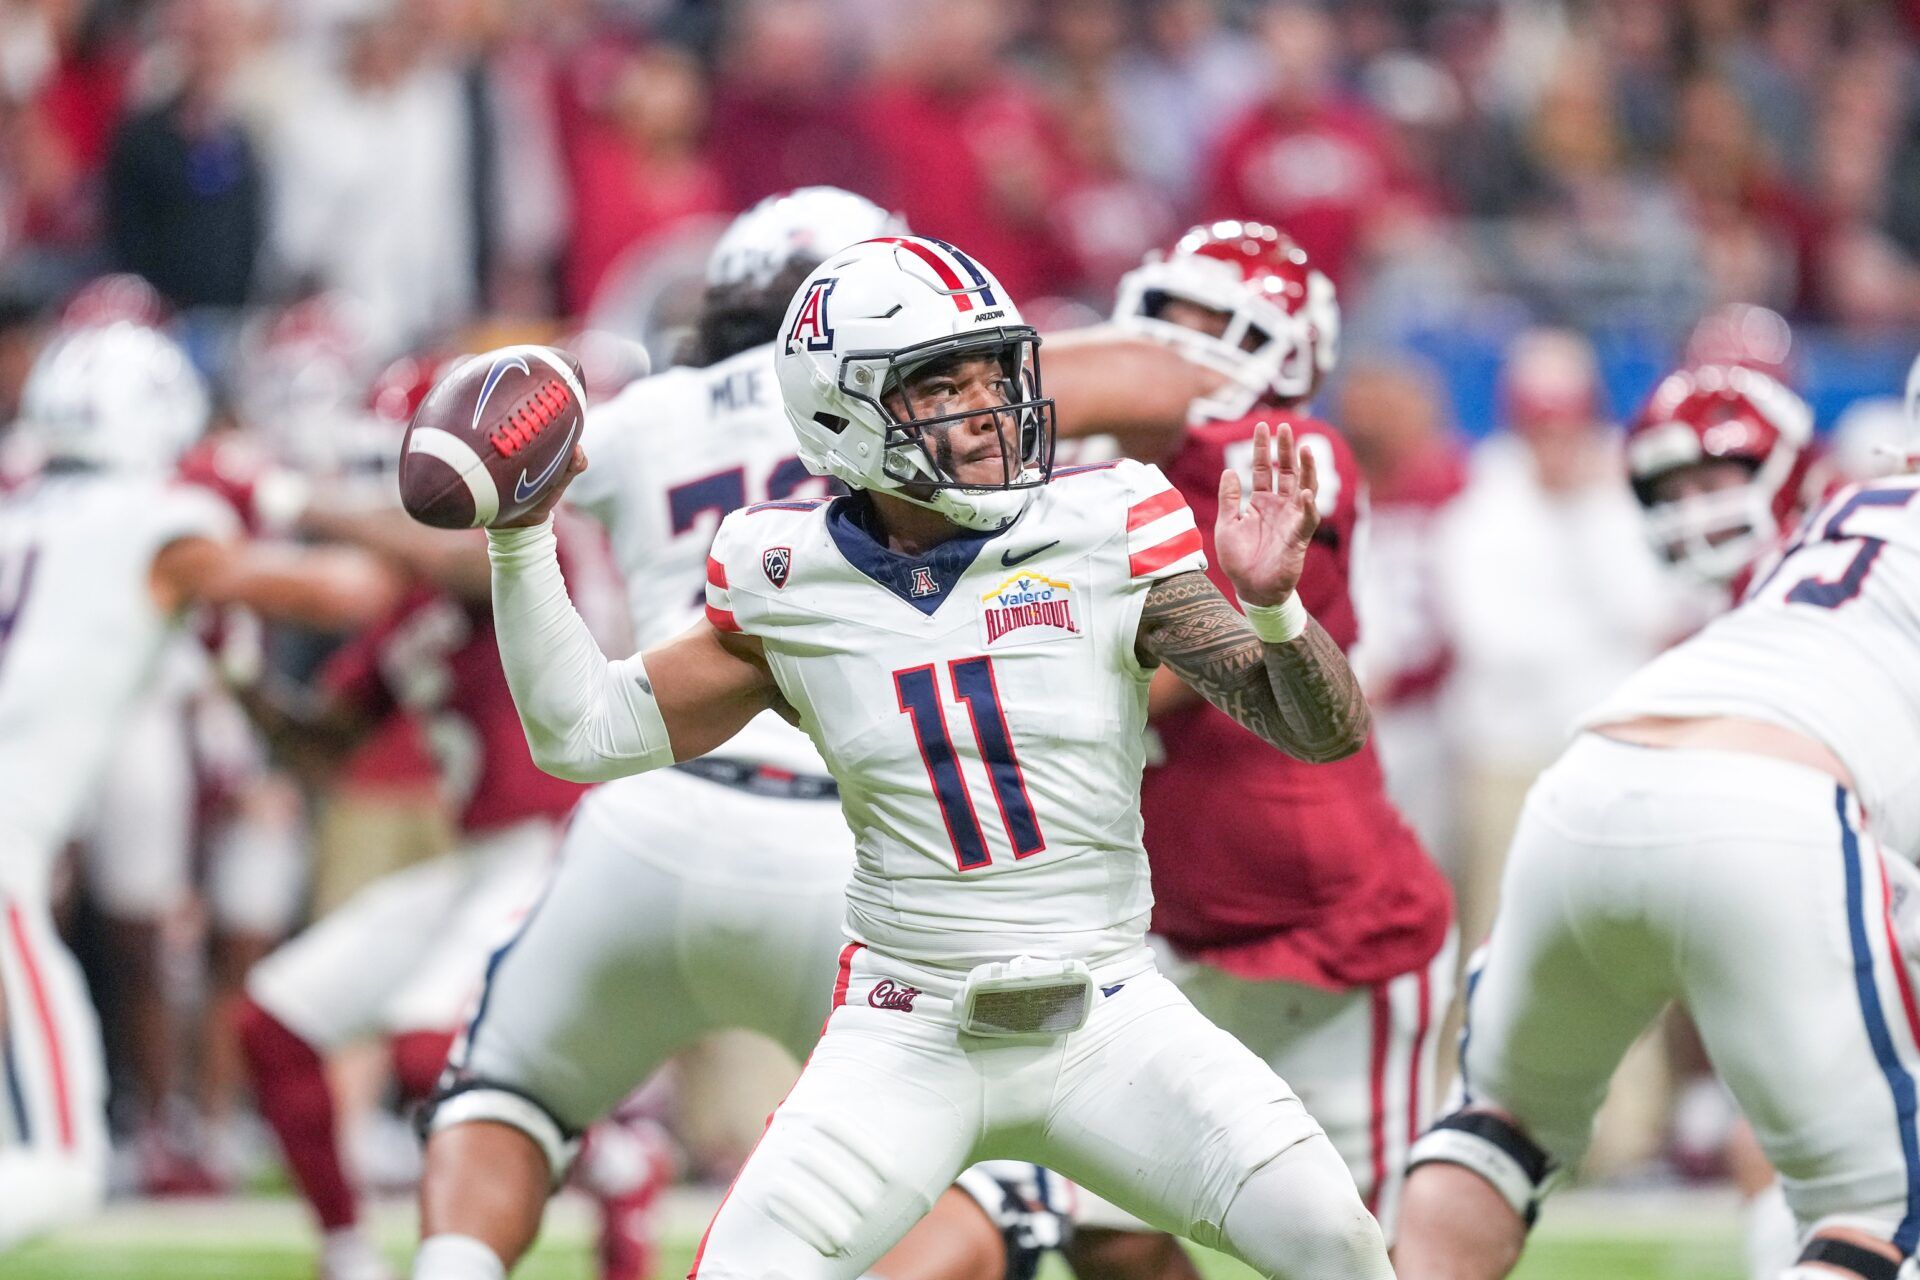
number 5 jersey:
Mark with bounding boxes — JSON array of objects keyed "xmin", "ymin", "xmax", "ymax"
[
  {"xmin": 703, "ymin": 458, "xmax": 1207, "ymax": 970},
  {"xmin": 1581, "ymin": 475, "xmax": 1920, "ymax": 858}
]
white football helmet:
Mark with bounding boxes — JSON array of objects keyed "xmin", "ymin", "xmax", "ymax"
[
  {"xmin": 776, "ymin": 236, "xmax": 1055, "ymax": 531},
  {"xmin": 19, "ymin": 320, "xmax": 210, "ymax": 470},
  {"xmin": 707, "ymin": 187, "xmax": 907, "ymax": 291}
]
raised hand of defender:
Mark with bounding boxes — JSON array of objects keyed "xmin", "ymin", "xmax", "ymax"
[{"xmin": 1215, "ymin": 421, "xmax": 1319, "ymax": 609}]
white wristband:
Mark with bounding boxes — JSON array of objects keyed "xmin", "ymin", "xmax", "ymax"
[{"xmin": 1243, "ymin": 593, "xmax": 1310, "ymax": 645}]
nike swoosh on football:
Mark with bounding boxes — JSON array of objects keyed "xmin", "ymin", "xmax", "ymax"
[
  {"xmin": 514, "ymin": 419, "xmax": 580, "ymax": 504},
  {"xmin": 1000, "ymin": 541, "xmax": 1058, "ymax": 568}
]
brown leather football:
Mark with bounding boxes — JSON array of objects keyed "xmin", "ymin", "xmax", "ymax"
[{"xmin": 398, "ymin": 345, "xmax": 591, "ymax": 529}]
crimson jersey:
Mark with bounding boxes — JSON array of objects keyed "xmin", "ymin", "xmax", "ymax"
[
  {"xmin": 323, "ymin": 584, "xmax": 584, "ymax": 836},
  {"xmin": 1141, "ymin": 412, "xmax": 1453, "ymax": 988}
]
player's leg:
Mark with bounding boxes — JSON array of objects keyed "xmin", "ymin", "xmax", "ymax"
[
  {"xmin": 240, "ymin": 848, "xmax": 483, "ymax": 1279},
  {"xmin": 690, "ymin": 996, "xmax": 981, "ymax": 1280},
  {"xmin": 1682, "ymin": 783, "xmax": 1920, "ymax": 1277},
  {"xmin": 1038, "ymin": 969, "xmax": 1391, "ymax": 1279},
  {"xmin": 75, "ymin": 691, "xmax": 198, "ymax": 1188},
  {"xmin": 0, "ymin": 889, "xmax": 110, "ymax": 1250},
  {"xmin": 1180, "ymin": 931, "xmax": 1457, "ymax": 1239},
  {"xmin": 1394, "ymin": 738, "xmax": 1712, "ymax": 1279},
  {"xmin": 415, "ymin": 772, "xmax": 850, "ymax": 1279}
]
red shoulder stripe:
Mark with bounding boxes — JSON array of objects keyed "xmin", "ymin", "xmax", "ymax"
[
  {"xmin": 1129, "ymin": 527, "xmax": 1204, "ymax": 577},
  {"xmin": 1126, "ymin": 487, "xmax": 1186, "ymax": 531},
  {"xmin": 706, "ymin": 556, "xmax": 728, "ymax": 589}
]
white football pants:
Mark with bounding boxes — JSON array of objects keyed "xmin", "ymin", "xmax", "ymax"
[
  {"xmin": 1174, "ymin": 929, "xmax": 1458, "ymax": 1238},
  {"xmin": 247, "ymin": 818, "xmax": 557, "ymax": 1049},
  {"xmin": 1459, "ymin": 733, "xmax": 1920, "ymax": 1248},
  {"xmin": 690, "ymin": 943, "xmax": 1386, "ymax": 1280},
  {"xmin": 0, "ymin": 886, "xmax": 108, "ymax": 1249}
]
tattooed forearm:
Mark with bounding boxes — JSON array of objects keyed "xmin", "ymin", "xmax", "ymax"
[{"xmin": 1135, "ymin": 571, "xmax": 1370, "ymax": 763}]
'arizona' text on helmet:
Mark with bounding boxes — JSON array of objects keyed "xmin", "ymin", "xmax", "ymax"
[
  {"xmin": 776, "ymin": 236, "xmax": 1055, "ymax": 531},
  {"xmin": 1112, "ymin": 220, "xmax": 1340, "ymax": 420},
  {"xmin": 1626, "ymin": 363, "xmax": 1815, "ymax": 586}
]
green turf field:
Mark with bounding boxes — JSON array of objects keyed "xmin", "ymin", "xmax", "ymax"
[{"xmin": 0, "ymin": 1192, "xmax": 1745, "ymax": 1280}]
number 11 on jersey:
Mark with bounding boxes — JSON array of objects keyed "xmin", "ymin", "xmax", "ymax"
[{"xmin": 894, "ymin": 656, "xmax": 1046, "ymax": 871}]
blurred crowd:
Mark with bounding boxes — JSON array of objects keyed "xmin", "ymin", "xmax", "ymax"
[
  {"xmin": 2, "ymin": 0, "xmax": 1919, "ymax": 1213},
  {"xmin": 1, "ymin": 0, "xmax": 1918, "ymax": 366}
]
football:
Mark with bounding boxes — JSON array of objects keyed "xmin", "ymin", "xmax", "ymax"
[{"xmin": 398, "ymin": 344, "xmax": 596, "ymax": 529}]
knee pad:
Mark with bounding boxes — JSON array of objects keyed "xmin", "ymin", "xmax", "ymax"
[
  {"xmin": 1406, "ymin": 1110, "xmax": 1558, "ymax": 1227},
  {"xmin": 952, "ymin": 1164, "xmax": 1073, "ymax": 1280},
  {"xmin": 1783, "ymin": 1238, "xmax": 1911, "ymax": 1280},
  {"xmin": 422, "ymin": 1081, "xmax": 581, "ymax": 1189}
]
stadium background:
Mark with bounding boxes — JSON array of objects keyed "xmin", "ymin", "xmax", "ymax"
[{"xmin": 2, "ymin": 0, "xmax": 1919, "ymax": 1275}]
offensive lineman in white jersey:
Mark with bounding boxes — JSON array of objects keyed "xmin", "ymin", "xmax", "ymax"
[
  {"xmin": 0, "ymin": 321, "xmax": 398, "ymax": 1248},
  {"xmin": 413, "ymin": 191, "xmax": 1218, "ymax": 1280},
  {"xmin": 477, "ymin": 235, "xmax": 1386, "ymax": 1278},
  {"xmin": 1397, "ymin": 353, "xmax": 1920, "ymax": 1280}
]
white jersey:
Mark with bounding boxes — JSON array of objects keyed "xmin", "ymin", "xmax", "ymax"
[
  {"xmin": 1582, "ymin": 474, "xmax": 1920, "ymax": 857},
  {"xmin": 705, "ymin": 458, "xmax": 1208, "ymax": 969},
  {"xmin": 0, "ymin": 470, "xmax": 234, "ymax": 888},
  {"xmin": 567, "ymin": 342, "xmax": 834, "ymax": 775}
]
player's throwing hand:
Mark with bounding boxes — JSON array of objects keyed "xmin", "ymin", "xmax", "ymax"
[{"xmin": 1215, "ymin": 420, "xmax": 1319, "ymax": 609}]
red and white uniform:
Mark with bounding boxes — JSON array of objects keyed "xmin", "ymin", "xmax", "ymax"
[
  {"xmin": 1139, "ymin": 412, "xmax": 1454, "ymax": 1233},
  {"xmin": 679, "ymin": 461, "xmax": 1355, "ymax": 1278},
  {"xmin": 246, "ymin": 582, "xmax": 585, "ymax": 1052}
]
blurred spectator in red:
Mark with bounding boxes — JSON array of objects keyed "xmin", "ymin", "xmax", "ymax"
[
  {"xmin": 1807, "ymin": 40, "xmax": 1920, "ymax": 327},
  {"xmin": 0, "ymin": 0, "xmax": 132, "ymax": 263},
  {"xmin": 1046, "ymin": 74, "xmax": 1179, "ymax": 300},
  {"xmin": 708, "ymin": 0, "xmax": 880, "ymax": 208},
  {"xmin": 1202, "ymin": 1, "xmax": 1426, "ymax": 288},
  {"xmin": 563, "ymin": 43, "xmax": 727, "ymax": 316},
  {"xmin": 1340, "ymin": 356, "xmax": 1469, "ymax": 872},
  {"xmin": 1665, "ymin": 74, "xmax": 1816, "ymax": 315},
  {"xmin": 105, "ymin": 0, "xmax": 264, "ymax": 313},
  {"xmin": 1111, "ymin": 0, "xmax": 1266, "ymax": 197},
  {"xmin": 860, "ymin": 0, "xmax": 1070, "ymax": 300},
  {"xmin": 268, "ymin": 1, "xmax": 480, "ymax": 354}
]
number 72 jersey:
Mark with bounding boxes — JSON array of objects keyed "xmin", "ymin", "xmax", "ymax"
[
  {"xmin": 1582, "ymin": 475, "xmax": 1920, "ymax": 858},
  {"xmin": 703, "ymin": 459, "xmax": 1208, "ymax": 971}
]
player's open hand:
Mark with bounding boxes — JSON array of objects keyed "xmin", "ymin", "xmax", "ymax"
[
  {"xmin": 1215, "ymin": 421, "xmax": 1319, "ymax": 608},
  {"xmin": 494, "ymin": 444, "xmax": 588, "ymax": 528}
]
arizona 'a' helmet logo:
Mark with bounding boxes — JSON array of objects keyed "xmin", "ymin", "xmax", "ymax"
[
  {"xmin": 786, "ymin": 278, "xmax": 837, "ymax": 353},
  {"xmin": 909, "ymin": 565, "xmax": 939, "ymax": 597},
  {"xmin": 763, "ymin": 546, "xmax": 793, "ymax": 588}
]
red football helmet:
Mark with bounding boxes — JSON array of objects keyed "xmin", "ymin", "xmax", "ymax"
[
  {"xmin": 1113, "ymin": 220, "xmax": 1339, "ymax": 419},
  {"xmin": 1627, "ymin": 363, "xmax": 1814, "ymax": 586}
]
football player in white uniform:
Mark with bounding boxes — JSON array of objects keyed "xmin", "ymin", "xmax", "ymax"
[
  {"xmin": 0, "ymin": 321, "xmax": 399, "ymax": 1249},
  {"xmin": 411, "ymin": 193, "xmax": 1222, "ymax": 1280},
  {"xmin": 1398, "ymin": 352, "xmax": 1920, "ymax": 1280},
  {"xmin": 474, "ymin": 235, "xmax": 1384, "ymax": 1279}
]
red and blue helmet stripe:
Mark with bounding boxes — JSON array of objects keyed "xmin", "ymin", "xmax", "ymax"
[{"xmin": 865, "ymin": 236, "xmax": 1001, "ymax": 313}]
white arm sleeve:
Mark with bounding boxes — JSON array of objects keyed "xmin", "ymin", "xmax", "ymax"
[{"xmin": 488, "ymin": 519, "xmax": 675, "ymax": 782}]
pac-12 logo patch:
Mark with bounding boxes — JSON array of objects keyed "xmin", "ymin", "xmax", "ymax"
[
  {"xmin": 979, "ymin": 571, "xmax": 1081, "ymax": 647},
  {"xmin": 786, "ymin": 278, "xmax": 837, "ymax": 353},
  {"xmin": 762, "ymin": 546, "xmax": 792, "ymax": 588}
]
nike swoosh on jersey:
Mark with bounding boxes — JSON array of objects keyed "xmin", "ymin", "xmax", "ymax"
[
  {"xmin": 514, "ymin": 419, "xmax": 580, "ymax": 504},
  {"xmin": 1000, "ymin": 541, "xmax": 1058, "ymax": 568}
]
